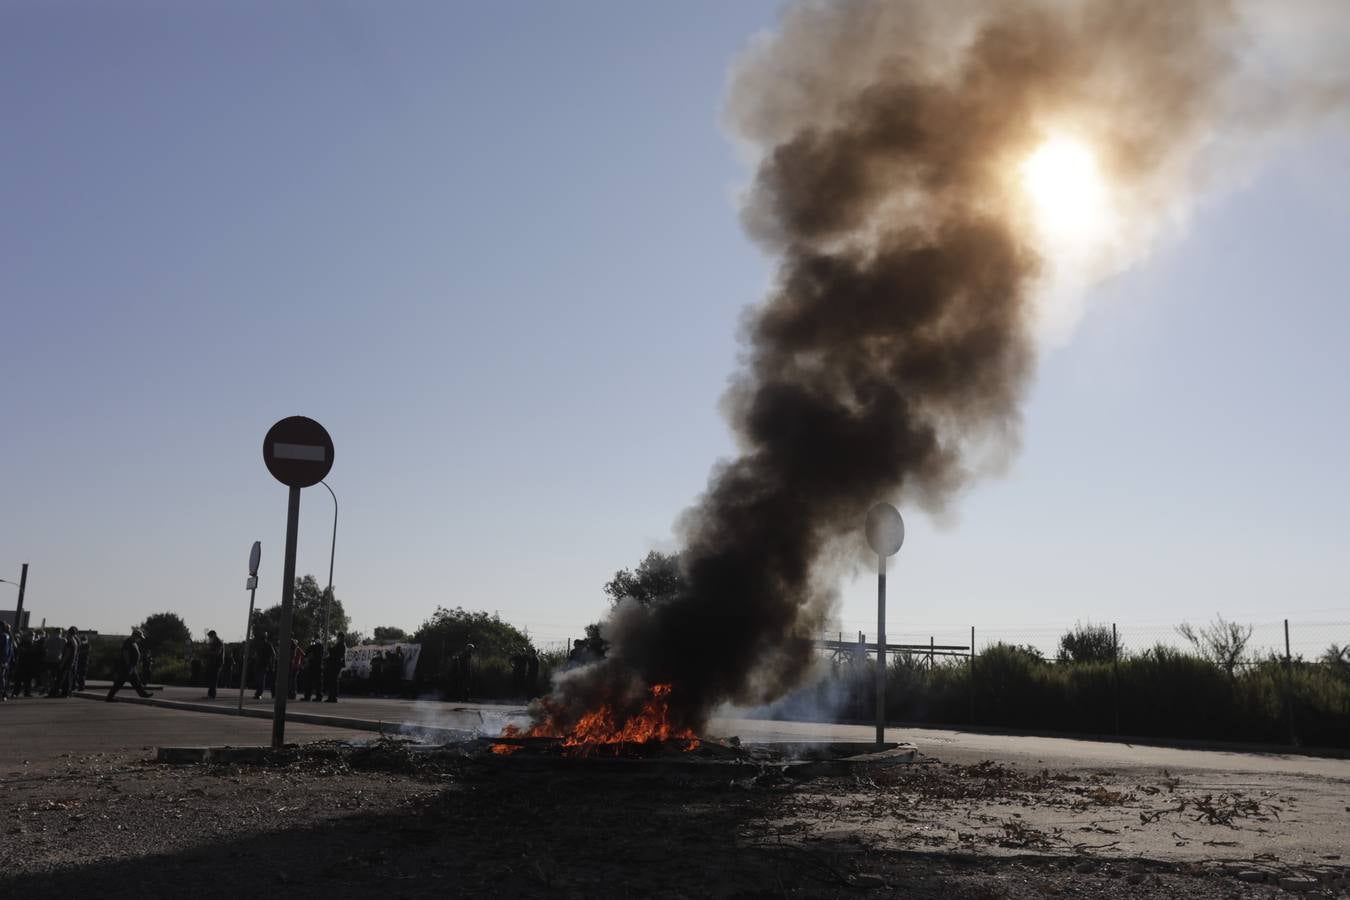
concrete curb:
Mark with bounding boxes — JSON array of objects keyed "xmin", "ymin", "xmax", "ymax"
[
  {"xmin": 72, "ymin": 691, "xmax": 477, "ymax": 743},
  {"xmin": 752, "ymin": 714, "xmax": 1350, "ymax": 760}
]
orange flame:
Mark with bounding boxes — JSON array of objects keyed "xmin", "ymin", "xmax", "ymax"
[
  {"xmin": 489, "ymin": 743, "xmax": 521, "ymax": 755},
  {"xmin": 502, "ymin": 683, "xmax": 701, "ymax": 755}
]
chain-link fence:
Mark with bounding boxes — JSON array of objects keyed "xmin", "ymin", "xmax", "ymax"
[
  {"xmin": 821, "ymin": 619, "xmax": 1349, "ymax": 663},
  {"xmin": 806, "ymin": 618, "xmax": 1350, "ymax": 747}
]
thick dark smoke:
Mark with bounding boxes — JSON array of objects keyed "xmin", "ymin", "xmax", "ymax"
[{"xmin": 531, "ymin": 0, "xmax": 1342, "ymax": 734}]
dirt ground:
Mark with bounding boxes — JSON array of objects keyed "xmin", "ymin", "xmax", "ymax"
[{"xmin": 2, "ymin": 739, "xmax": 1347, "ymax": 898}]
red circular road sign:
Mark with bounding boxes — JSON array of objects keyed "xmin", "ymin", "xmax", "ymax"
[{"xmin": 263, "ymin": 416, "xmax": 334, "ymax": 488}]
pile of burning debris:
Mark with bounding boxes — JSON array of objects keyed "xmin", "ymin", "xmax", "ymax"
[
  {"xmin": 490, "ymin": 683, "xmax": 700, "ymax": 757},
  {"xmin": 475, "ymin": 682, "xmax": 915, "ymax": 777}
]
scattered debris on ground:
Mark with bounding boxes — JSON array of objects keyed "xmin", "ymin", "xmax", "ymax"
[{"xmin": 1, "ymin": 741, "xmax": 1345, "ymax": 897}]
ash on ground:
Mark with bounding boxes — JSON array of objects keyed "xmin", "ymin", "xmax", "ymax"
[{"xmin": 1, "ymin": 739, "xmax": 1343, "ymax": 898}]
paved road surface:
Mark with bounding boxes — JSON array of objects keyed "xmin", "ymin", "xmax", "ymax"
[
  {"xmin": 5, "ymin": 688, "xmax": 1349, "ymax": 876},
  {"xmin": 0, "ymin": 696, "xmax": 370, "ymax": 766},
  {"xmin": 70, "ymin": 685, "xmax": 1350, "ymax": 779}
]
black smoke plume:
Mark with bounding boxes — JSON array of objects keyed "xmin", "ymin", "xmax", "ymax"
[{"xmin": 530, "ymin": 0, "xmax": 1339, "ymax": 734}]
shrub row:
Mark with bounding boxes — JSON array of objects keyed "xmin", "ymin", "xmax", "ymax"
[{"xmin": 763, "ymin": 643, "xmax": 1350, "ymax": 748}]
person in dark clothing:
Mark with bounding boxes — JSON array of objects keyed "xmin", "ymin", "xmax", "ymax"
[
  {"xmin": 287, "ymin": 639, "xmax": 302, "ymax": 700},
  {"xmin": 0, "ymin": 622, "xmax": 12, "ymax": 701},
  {"xmin": 511, "ymin": 648, "xmax": 528, "ymax": 696},
  {"xmin": 221, "ymin": 649, "xmax": 235, "ymax": 689},
  {"xmin": 323, "ymin": 638, "xmax": 345, "ymax": 702},
  {"xmin": 106, "ymin": 630, "xmax": 153, "ymax": 700},
  {"xmin": 456, "ymin": 643, "xmax": 475, "ymax": 701},
  {"xmin": 526, "ymin": 647, "xmax": 540, "ymax": 698},
  {"xmin": 252, "ymin": 632, "xmax": 275, "ymax": 699},
  {"xmin": 370, "ymin": 652, "xmax": 385, "ymax": 696},
  {"xmin": 15, "ymin": 631, "xmax": 38, "ymax": 696},
  {"xmin": 42, "ymin": 630, "xmax": 63, "ymax": 694},
  {"xmin": 52, "ymin": 626, "xmax": 78, "ymax": 697},
  {"xmin": 302, "ymin": 639, "xmax": 323, "ymax": 701},
  {"xmin": 204, "ymin": 630, "xmax": 224, "ymax": 699},
  {"xmin": 75, "ymin": 636, "xmax": 90, "ymax": 691}
]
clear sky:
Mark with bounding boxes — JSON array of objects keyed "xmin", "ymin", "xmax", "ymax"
[{"xmin": 3, "ymin": 3, "xmax": 1347, "ymax": 655}]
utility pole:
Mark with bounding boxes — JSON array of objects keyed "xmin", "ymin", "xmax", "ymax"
[
  {"xmin": 969, "ymin": 625, "xmax": 975, "ymax": 725},
  {"xmin": 1112, "ymin": 623, "xmax": 1120, "ymax": 735},
  {"xmin": 15, "ymin": 564, "xmax": 28, "ymax": 629}
]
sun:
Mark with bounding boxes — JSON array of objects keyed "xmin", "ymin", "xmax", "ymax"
[{"xmin": 1018, "ymin": 134, "xmax": 1113, "ymax": 254}]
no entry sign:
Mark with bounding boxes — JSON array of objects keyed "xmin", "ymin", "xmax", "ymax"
[
  {"xmin": 260, "ymin": 415, "xmax": 335, "ymax": 747},
  {"xmin": 263, "ymin": 416, "xmax": 334, "ymax": 488}
]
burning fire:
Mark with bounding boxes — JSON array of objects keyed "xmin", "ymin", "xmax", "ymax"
[{"xmin": 496, "ymin": 683, "xmax": 701, "ymax": 755}]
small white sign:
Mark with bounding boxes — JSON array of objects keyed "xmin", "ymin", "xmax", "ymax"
[
  {"xmin": 273, "ymin": 442, "xmax": 327, "ymax": 462},
  {"xmin": 245, "ymin": 575, "xmax": 258, "ymax": 590}
]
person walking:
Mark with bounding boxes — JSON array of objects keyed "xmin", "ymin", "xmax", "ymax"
[
  {"xmin": 75, "ymin": 636, "xmax": 90, "ymax": 691},
  {"xmin": 204, "ymin": 630, "xmax": 224, "ymax": 699},
  {"xmin": 251, "ymin": 631, "xmax": 275, "ymax": 700},
  {"xmin": 221, "ymin": 648, "xmax": 235, "ymax": 690},
  {"xmin": 302, "ymin": 639, "xmax": 323, "ymax": 701},
  {"xmin": 323, "ymin": 637, "xmax": 345, "ymax": 702},
  {"xmin": 288, "ymin": 639, "xmax": 303, "ymax": 700},
  {"xmin": 106, "ymin": 629, "xmax": 153, "ymax": 700}
]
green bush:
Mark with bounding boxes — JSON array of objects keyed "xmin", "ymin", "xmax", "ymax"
[
  {"xmin": 758, "ymin": 640, "xmax": 1350, "ymax": 748},
  {"xmin": 150, "ymin": 657, "xmax": 193, "ymax": 686}
]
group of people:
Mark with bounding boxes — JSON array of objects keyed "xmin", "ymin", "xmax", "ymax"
[
  {"xmin": 1, "ymin": 622, "xmax": 91, "ymax": 700},
  {"xmin": 510, "ymin": 645, "xmax": 541, "ymax": 697},
  {"xmin": 245, "ymin": 630, "xmax": 346, "ymax": 703},
  {"xmin": 367, "ymin": 645, "xmax": 407, "ymax": 695}
]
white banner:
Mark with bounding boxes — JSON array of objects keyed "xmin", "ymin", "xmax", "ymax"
[{"xmin": 344, "ymin": 642, "xmax": 420, "ymax": 681}]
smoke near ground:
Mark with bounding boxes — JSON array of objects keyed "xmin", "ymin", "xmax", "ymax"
[{"xmin": 531, "ymin": 0, "xmax": 1348, "ymax": 735}]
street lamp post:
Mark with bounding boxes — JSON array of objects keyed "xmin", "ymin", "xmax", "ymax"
[
  {"xmin": 316, "ymin": 480, "xmax": 338, "ymax": 700},
  {"xmin": 319, "ymin": 480, "xmax": 337, "ymax": 644}
]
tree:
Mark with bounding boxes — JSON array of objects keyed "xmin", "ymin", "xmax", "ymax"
[
  {"xmin": 1176, "ymin": 616, "xmax": 1252, "ymax": 677},
  {"xmin": 373, "ymin": 626, "xmax": 408, "ymax": 642},
  {"xmin": 603, "ymin": 551, "xmax": 683, "ymax": 609},
  {"xmin": 1323, "ymin": 644, "xmax": 1350, "ymax": 683},
  {"xmin": 1056, "ymin": 622, "xmax": 1116, "ymax": 664},
  {"xmin": 412, "ymin": 607, "xmax": 533, "ymax": 684},
  {"xmin": 139, "ymin": 612, "xmax": 191, "ymax": 654},
  {"xmin": 252, "ymin": 575, "xmax": 349, "ymax": 645}
]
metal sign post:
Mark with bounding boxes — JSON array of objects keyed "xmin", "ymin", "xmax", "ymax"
[
  {"xmin": 237, "ymin": 541, "xmax": 261, "ymax": 713},
  {"xmin": 262, "ymin": 416, "xmax": 335, "ymax": 748},
  {"xmin": 865, "ymin": 503, "xmax": 905, "ymax": 749}
]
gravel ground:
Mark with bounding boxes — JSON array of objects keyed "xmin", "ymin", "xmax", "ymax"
[{"xmin": 1, "ymin": 741, "xmax": 1345, "ymax": 898}]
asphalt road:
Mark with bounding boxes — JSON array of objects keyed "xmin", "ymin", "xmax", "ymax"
[
  {"xmin": 0, "ymin": 696, "xmax": 370, "ymax": 766},
  {"xmin": 63, "ymin": 684, "xmax": 1350, "ymax": 779}
]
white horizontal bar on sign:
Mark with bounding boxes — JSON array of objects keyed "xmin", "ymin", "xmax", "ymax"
[{"xmin": 273, "ymin": 442, "xmax": 326, "ymax": 462}]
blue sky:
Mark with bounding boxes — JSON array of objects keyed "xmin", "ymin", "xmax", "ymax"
[{"xmin": 3, "ymin": 3, "xmax": 1347, "ymax": 652}]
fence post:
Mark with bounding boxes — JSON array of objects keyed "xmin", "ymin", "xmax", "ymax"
[
  {"xmin": 1112, "ymin": 623, "xmax": 1120, "ymax": 735},
  {"xmin": 1285, "ymin": 619, "xmax": 1295, "ymax": 746},
  {"xmin": 929, "ymin": 635, "xmax": 934, "ymax": 670},
  {"xmin": 969, "ymin": 626, "xmax": 975, "ymax": 725}
]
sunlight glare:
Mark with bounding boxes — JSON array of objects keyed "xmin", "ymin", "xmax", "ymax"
[{"xmin": 1019, "ymin": 135, "xmax": 1112, "ymax": 254}]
